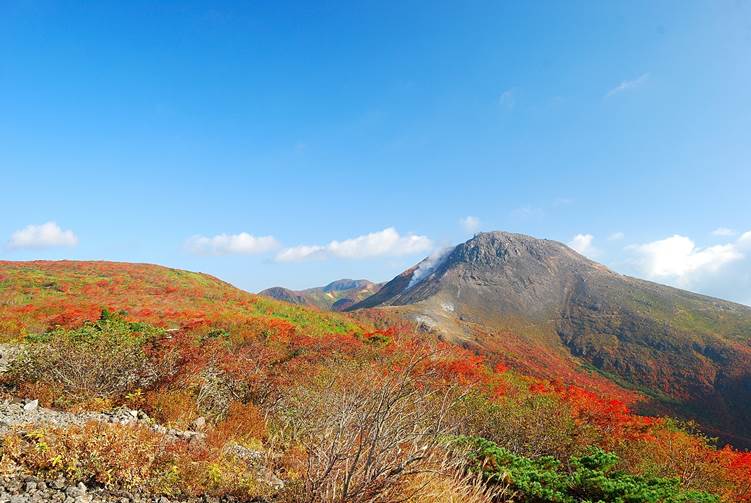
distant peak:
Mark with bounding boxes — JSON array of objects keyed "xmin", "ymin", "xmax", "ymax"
[{"xmin": 322, "ymin": 279, "xmax": 373, "ymax": 292}]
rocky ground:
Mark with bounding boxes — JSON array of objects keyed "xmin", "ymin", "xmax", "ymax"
[
  {"xmin": 0, "ymin": 343, "xmax": 270, "ymax": 502},
  {"xmin": 0, "ymin": 398, "xmax": 283, "ymax": 502},
  {"xmin": 0, "ymin": 399, "xmax": 204, "ymax": 441},
  {"xmin": 0, "ymin": 400, "xmax": 229, "ymax": 503},
  {"xmin": 0, "ymin": 399, "xmax": 276, "ymax": 502},
  {"xmin": 0, "ymin": 474, "xmax": 245, "ymax": 502}
]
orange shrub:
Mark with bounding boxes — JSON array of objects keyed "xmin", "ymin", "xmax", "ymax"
[
  {"xmin": 206, "ymin": 401, "xmax": 267, "ymax": 449},
  {"xmin": 17, "ymin": 381, "xmax": 64, "ymax": 408},
  {"xmin": 1, "ymin": 421, "xmax": 170, "ymax": 490},
  {"xmin": 1, "ymin": 421, "xmax": 280, "ymax": 500},
  {"xmin": 144, "ymin": 388, "xmax": 200, "ymax": 429}
]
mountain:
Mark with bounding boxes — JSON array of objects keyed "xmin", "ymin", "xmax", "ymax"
[
  {"xmin": 260, "ymin": 279, "xmax": 382, "ymax": 311},
  {"xmin": 348, "ymin": 231, "xmax": 751, "ymax": 446}
]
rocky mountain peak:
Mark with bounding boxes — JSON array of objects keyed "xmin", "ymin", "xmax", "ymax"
[{"xmin": 446, "ymin": 231, "xmax": 589, "ymax": 270}]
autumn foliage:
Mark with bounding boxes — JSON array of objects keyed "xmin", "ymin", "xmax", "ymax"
[{"xmin": 1, "ymin": 261, "xmax": 751, "ymax": 502}]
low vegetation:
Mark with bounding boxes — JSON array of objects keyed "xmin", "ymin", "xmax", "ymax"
[
  {"xmin": 1, "ymin": 262, "xmax": 751, "ymax": 501},
  {"xmin": 1, "ymin": 309, "xmax": 750, "ymax": 502},
  {"xmin": 459, "ymin": 436, "xmax": 720, "ymax": 502}
]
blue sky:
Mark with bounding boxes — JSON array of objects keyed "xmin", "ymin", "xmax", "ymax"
[{"xmin": 1, "ymin": 1, "xmax": 750, "ymax": 304}]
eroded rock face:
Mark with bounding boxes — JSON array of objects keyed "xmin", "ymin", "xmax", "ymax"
[{"xmin": 351, "ymin": 231, "xmax": 592, "ymax": 315}]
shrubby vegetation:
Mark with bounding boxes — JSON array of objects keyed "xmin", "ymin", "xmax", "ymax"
[
  {"xmin": 0, "ymin": 261, "xmax": 362, "ymax": 341},
  {"xmin": 278, "ymin": 358, "xmax": 460, "ymax": 502},
  {"xmin": 1, "ymin": 421, "xmax": 279, "ymax": 499},
  {"xmin": 2, "ymin": 300, "xmax": 751, "ymax": 501},
  {"xmin": 458, "ymin": 436, "xmax": 719, "ymax": 502},
  {"xmin": 8, "ymin": 309, "xmax": 164, "ymax": 407}
]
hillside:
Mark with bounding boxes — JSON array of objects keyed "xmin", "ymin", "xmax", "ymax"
[
  {"xmin": 260, "ymin": 279, "xmax": 382, "ymax": 311},
  {"xmin": 0, "ymin": 259, "xmax": 750, "ymax": 501},
  {"xmin": 349, "ymin": 231, "xmax": 751, "ymax": 446},
  {"xmin": 0, "ymin": 260, "xmax": 363, "ymax": 340}
]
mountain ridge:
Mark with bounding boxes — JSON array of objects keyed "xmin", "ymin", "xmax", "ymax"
[{"xmin": 260, "ymin": 278, "xmax": 382, "ymax": 311}]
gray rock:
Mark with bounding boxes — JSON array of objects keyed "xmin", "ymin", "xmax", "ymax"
[
  {"xmin": 64, "ymin": 483, "xmax": 87, "ymax": 498},
  {"xmin": 22, "ymin": 400, "xmax": 38, "ymax": 412},
  {"xmin": 226, "ymin": 443, "xmax": 263, "ymax": 463}
]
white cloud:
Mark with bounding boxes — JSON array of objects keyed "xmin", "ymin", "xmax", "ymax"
[
  {"xmin": 608, "ymin": 232, "xmax": 625, "ymax": 241},
  {"xmin": 498, "ymin": 89, "xmax": 515, "ymax": 108},
  {"xmin": 630, "ymin": 235, "xmax": 742, "ymax": 280},
  {"xmin": 568, "ymin": 234, "xmax": 599, "ymax": 258},
  {"xmin": 605, "ymin": 73, "xmax": 649, "ymax": 98},
  {"xmin": 712, "ymin": 227, "xmax": 736, "ymax": 237},
  {"xmin": 7, "ymin": 222, "xmax": 78, "ymax": 249},
  {"xmin": 187, "ymin": 232, "xmax": 279, "ymax": 255},
  {"xmin": 625, "ymin": 234, "xmax": 751, "ymax": 306},
  {"xmin": 275, "ymin": 245, "xmax": 326, "ymax": 262},
  {"xmin": 328, "ymin": 228, "xmax": 430, "ymax": 258},
  {"xmin": 459, "ymin": 216, "xmax": 481, "ymax": 233},
  {"xmin": 276, "ymin": 227, "xmax": 432, "ymax": 262},
  {"xmin": 625, "ymin": 232, "xmax": 751, "ymax": 305}
]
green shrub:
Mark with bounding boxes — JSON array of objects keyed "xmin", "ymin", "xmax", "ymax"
[
  {"xmin": 8, "ymin": 311, "xmax": 163, "ymax": 403},
  {"xmin": 456, "ymin": 436, "xmax": 720, "ymax": 503}
]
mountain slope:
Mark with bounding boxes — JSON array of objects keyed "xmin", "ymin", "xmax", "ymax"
[
  {"xmin": 349, "ymin": 231, "xmax": 751, "ymax": 446},
  {"xmin": 0, "ymin": 260, "xmax": 363, "ymax": 339},
  {"xmin": 2, "ymin": 261, "xmax": 750, "ymax": 501},
  {"xmin": 260, "ymin": 279, "xmax": 382, "ymax": 311}
]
